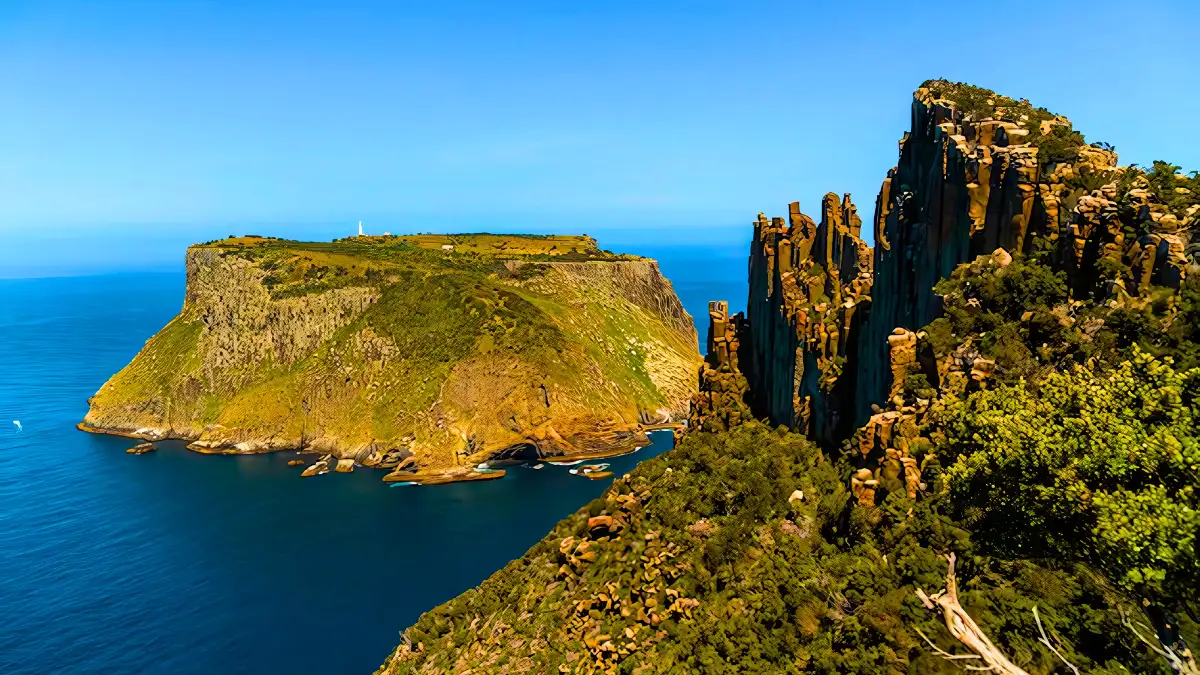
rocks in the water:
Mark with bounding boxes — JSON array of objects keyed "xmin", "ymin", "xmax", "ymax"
[
  {"xmin": 125, "ymin": 442, "xmax": 157, "ymax": 455},
  {"xmin": 335, "ymin": 458, "xmax": 355, "ymax": 473},
  {"xmin": 583, "ymin": 471, "xmax": 613, "ymax": 480},
  {"xmin": 287, "ymin": 459, "xmax": 305, "ymax": 466},
  {"xmin": 383, "ymin": 467, "xmax": 506, "ymax": 485},
  {"xmin": 301, "ymin": 458, "xmax": 330, "ymax": 477}
]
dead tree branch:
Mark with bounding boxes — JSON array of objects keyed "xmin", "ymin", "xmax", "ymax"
[
  {"xmin": 1032, "ymin": 605, "xmax": 1080, "ymax": 675},
  {"xmin": 1120, "ymin": 606, "xmax": 1200, "ymax": 675},
  {"xmin": 914, "ymin": 553, "xmax": 1031, "ymax": 675}
]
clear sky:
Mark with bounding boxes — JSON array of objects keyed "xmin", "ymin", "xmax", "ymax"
[{"xmin": 2, "ymin": 0, "xmax": 1198, "ymax": 277}]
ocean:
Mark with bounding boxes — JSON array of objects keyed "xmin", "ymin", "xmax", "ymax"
[{"xmin": 0, "ymin": 242, "xmax": 747, "ymax": 675}]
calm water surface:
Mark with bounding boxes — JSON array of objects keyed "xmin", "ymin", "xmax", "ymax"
[{"xmin": 0, "ymin": 245, "xmax": 744, "ymax": 675}]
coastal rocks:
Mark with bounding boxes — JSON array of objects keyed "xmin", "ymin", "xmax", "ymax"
[
  {"xmin": 287, "ymin": 459, "xmax": 305, "ymax": 466},
  {"xmin": 373, "ymin": 445, "xmax": 413, "ymax": 469},
  {"xmin": 301, "ymin": 456, "xmax": 331, "ymax": 477},
  {"xmin": 552, "ymin": 508, "xmax": 698, "ymax": 672},
  {"xmin": 587, "ymin": 515, "xmax": 624, "ymax": 538},
  {"xmin": 887, "ymin": 329, "xmax": 917, "ymax": 399},
  {"xmin": 381, "ymin": 466, "xmax": 506, "ymax": 485},
  {"xmin": 335, "ymin": 458, "xmax": 355, "ymax": 473},
  {"xmin": 125, "ymin": 442, "xmax": 157, "ymax": 454}
]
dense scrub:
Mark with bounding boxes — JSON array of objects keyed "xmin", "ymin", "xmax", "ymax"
[
  {"xmin": 375, "ymin": 81, "xmax": 1200, "ymax": 673},
  {"xmin": 929, "ymin": 351, "xmax": 1199, "ymax": 606},
  {"xmin": 378, "ymin": 422, "xmax": 1181, "ymax": 674}
]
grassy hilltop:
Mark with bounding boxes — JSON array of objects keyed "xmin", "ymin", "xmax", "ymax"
[{"xmin": 82, "ymin": 233, "xmax": 701, "ymax": 473}]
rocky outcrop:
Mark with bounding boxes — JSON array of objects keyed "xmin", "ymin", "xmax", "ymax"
[
  {"xmin": 699, "ymin": 79, "xmax": 1198, "ymax": 463},
  {"xmin": 686, "ymin": 301, "xmax": 751, "ymax": 433},
  {"xmin": 125, "ymin": 442, "xmax": 157, "ymax": 455},
  {"xmin": 82, "ymin": 235, "xmax": 701, "ymax": 480}
]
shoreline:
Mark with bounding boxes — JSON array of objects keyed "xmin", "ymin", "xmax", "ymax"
[
  {"xmin": 77, "ymin": 421, "xmax": 675, "ymax": 486},
  {"xmin": 382, "ymin": 468, "xmax": 507, "ymax": 485}
]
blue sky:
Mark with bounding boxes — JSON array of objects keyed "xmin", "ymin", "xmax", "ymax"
[{"xmin": 2, "ymin": 0, "xmax": 1198, "ymax": 277}]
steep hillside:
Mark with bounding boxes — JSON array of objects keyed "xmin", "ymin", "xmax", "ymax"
[
  {"xmin": 81, "ymin": 234, "xmax": 700, "ymax": 480},
  {"xmin": 375, "ymin": 421, "xmax": 1186, "ymax": 674},
  {"xmin": 378, "ymin": 82, "xmax": 1199, "ymax": 673}
]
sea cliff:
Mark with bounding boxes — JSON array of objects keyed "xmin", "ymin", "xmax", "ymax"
[
  {"xmin": 375, "ymin": 82, "xmax": 1200, "ymax": 674},
  {"xmin": 82, "ymin": 234, "xmax": 701, "ymax": 478},
  {"xmin": 692, "ymin": 79, "xmax": 1196, "ymax": 450}
]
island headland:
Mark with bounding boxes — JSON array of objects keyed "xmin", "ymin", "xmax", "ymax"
[
  {"xmin": 375, "ymin": 81, "xmax": 1200, "ymax": 673},
  {"xmin": 81, "ymin": 233, "xmax": 701, "ymax": 483}
]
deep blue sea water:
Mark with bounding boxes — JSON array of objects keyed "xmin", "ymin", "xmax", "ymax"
[{"xmin": 0, "ymin": 244, "xmax": 746, "ymax": 675}]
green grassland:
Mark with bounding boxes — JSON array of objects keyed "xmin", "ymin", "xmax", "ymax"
[{"xmin": 85, "ymin": 234, "xmax": 699, "ymax": 467}]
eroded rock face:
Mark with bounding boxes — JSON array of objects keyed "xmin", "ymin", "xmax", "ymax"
[
  {"xmin": 82, "ymin": 237, "xmax": 701, "ymax": 474},
  {"xmin": 696, "ymin": 81, "xmax": 1196, "ymax": 479}
]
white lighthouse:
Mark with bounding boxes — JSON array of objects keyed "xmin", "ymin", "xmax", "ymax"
[{"xmin": 358, "ymin": 221, "xmax": 364, "ymax": 237}]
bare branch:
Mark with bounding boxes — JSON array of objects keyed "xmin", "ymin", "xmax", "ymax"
[
  {"xmin": 1120, "ymin": 607, "xmax": 1200, "ymax": 675},
  {"xmin": 1032, "ymin": 605, "xmax": 1080, "ymax": 675},
  {"xmin": 913, "ymin": 553, "xmax": 1032, "ymax": 675}
]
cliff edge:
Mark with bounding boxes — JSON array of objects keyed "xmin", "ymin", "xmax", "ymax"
[
  {"xmin": 375, "ymin": 82, "xmax": 1200, "ymax": 674},
  {"xmin": 82, "ymin": 234, "xmax": 701, "ymax": 477},
  {"xmin": 693, "ymin": 79, "xmax": 1198, "ymax": 447}
]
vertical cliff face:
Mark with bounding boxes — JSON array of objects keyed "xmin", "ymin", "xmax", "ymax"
[
  {"xmin": 694, "ymin": 80, "xmax": 1198, "ymax": 449},
  {"xmin": 83, "ymin": 235, "xmax": 701, "ymax": 475}
]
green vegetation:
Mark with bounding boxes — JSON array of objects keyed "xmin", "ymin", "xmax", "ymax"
[
  {"xmin": 1139, "ymin": 161, "xmax": 1200, "ymax": 219},
  {"xmin": 376, "ymin": 81, "xmax": 1200, "ymax": 674},
  {"xmin": 379, "ymin": 422, "xmax": 1182, "ymax": 674},
  {"xmin": 921, "ymin": 78, "xmax": 1091, "ymax": 165},
  {"xmin": 84, "ymin": 233, "xmax": 699, "ymax": 468},
  {"xmin": 929, "ymin": 350, "xmax": 1199, "ymax": 605}
]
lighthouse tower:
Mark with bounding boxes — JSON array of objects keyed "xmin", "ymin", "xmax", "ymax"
[{"xmin": 358, "ymin": 221, "xmax": 364, "ymax": 237}]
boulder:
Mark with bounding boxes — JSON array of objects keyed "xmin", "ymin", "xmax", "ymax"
[
  {"xmin": 335, "ymin": 458, "xmax": 355, "ymax": 473},
  {"xmin": 301, "ymin": 460, "xmax": 329, "ymax": 477},
  {"xmin": 850, "ymin": 468, "xmax": 878, "ymax": 506},
  {"xmin": 587, "ymin": 515, "xmax": 615, "ymax": 538},
  {"xmin": 125, "ymin": 442, "xmax": 157, "ymax": 455}
]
